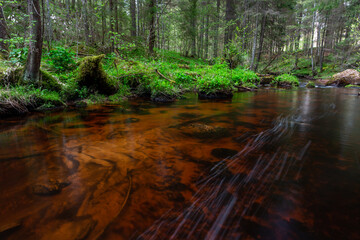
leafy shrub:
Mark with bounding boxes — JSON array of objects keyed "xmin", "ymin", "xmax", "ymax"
[
  {"xmin": 175, "ymin": 73, "xmax": 194, "ymax": 85},
  {"xmin": 48, "ymin": 47, "xmax": 76, "ymax": 73},
  {"xmin": 149, "ymin": 79, "xmax": 180, "ymax": 99},
  {"xmin": 197, "ymin": 70, "xmax": 233, "ymax": 94},
  {"xmin": 9, "ymin": 47, "xmax": 28, "ymax": 65},
  {"xmin": 271, "ymin": 74, "xmax": 299, "ymax": 87},
  {"xmin": 231, "ymin": 68, "xmax": 260, "ymax": 85}
]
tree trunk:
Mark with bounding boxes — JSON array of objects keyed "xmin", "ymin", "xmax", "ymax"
[
  {"xmin": 250, "ymin": 7, "xmax": 259, "ymax": 71},
  {"xmin": 115, "ymin": 0, "xmax": 119, "ymax": 33},
  {"xmin": 204, "ymin": 8, "xmax": 209, "ymax": 59},
  {"xmin": 109, "ymin": 0, "xmax": 115, "ymax": 51},
  {"xmin": 45, "ymin": 0, "xmax": 52, "ymax": 49},
  {"xmin": 148, "ymin": 0, "xmax": 156, "ymax": 53},
  {"xmin": 213, "ymin": 0, "xmax": 220, "ymax": 58},
  {"xmin": 224, "ymin": 0, "xmax": 236, "ymax": 47},
  {"xmin": 130, "ymin": 0, "xmax": 137, "ymax": 37},
  {"xmin": 310, "ymin": 3, "xmax": 316, "ymax": 76},
  {"xmin": 294, "ymin": 11, "xmax": 302, "ymax": 70},
  {"xmin": 254, "ymin": 13, "xmax": 266, "ymax": 71},
  {"xmin": 0, "ymin": 6, "xmax": 9, "ymax": 55},
  {"xmin": 190, "ymin": 0, "xmax": 197, "ymax": 57},
  {"xmin": 82, "ymin": 0, "xmax": 90, "ymax": 44},
  {"xmin": 24, "ymin": 0, "xmax": 43, "ymax": 83}
]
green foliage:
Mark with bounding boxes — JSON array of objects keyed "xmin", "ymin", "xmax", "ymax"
[
  {"xmin": 149, "ymin": 78, "xmax": 180, "ymax": 101},
  {"xmin": 306, "ymin": 81, "xmax": 316, "ymax": 88},
  {"xmin": 272, "ymin": 74, "xmax": 299, "ymax": 87},
  {"xmin": 197, "ymin": 69, "xmax": 233, "ymax": 94},
  {"xmin": 345, "ymin": 84, "xmax": 360, "ymax": 88},
  {"xmin": 39, "ymin": 69, "xmax": 62, "ymax": 91},
  {"xmin": 231, "ymin": 68, "xmax": 260, "ymax": 85},
  {"xmin": 9, "ymin": 48, "xmax": 28, "ymax": 65},
  {"xmin": 47, "ymin": 47, "xmax": 76, "ymax": 73},
  {"xmin": 0, "ymin": 85, "xmax": 63, "ymax": 115}
]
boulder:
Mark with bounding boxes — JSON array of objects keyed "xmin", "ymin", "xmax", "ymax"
[
  {"xmin": 32, "ymin": 179, "xmax": 71, "ymax": 196},
  {"xmin": 257, "ymin": 74, "xmax": 275, "ymax": 85},
  {"xmin": 77, "ymin": 55, "xmax": 117, "ymax": 95},
  {"xmin": 180, "ymin": 123, "xmax": 230, "ymax": 139},
  {"xmin": 327, "ymin": 69, "xmax": 360, "ymax": 87}
]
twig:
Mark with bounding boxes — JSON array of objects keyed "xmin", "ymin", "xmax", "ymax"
[{"xmin": 155, "ymin": 69, "xmax": 175, "ymax": 83}]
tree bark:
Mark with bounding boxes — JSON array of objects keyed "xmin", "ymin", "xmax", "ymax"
[
  {"xmin": 148, "ymin": 0, "xmax": 156, "ymax": 53},
  {"xmin": 310, "ymin": 3, "xmax": 316, "ymax": 76},
  {"xmin": 224, "ymin": 0, "xmax": 236, "ymax": 47},
  {"xmin": 213, "ymin": 0, "xmax": 220, "ymax": 58},
  {"xmin": 254, "ymin": 13, "xmax": 266, "ymax": 71},
  {"xmin": 24, "ymin": 0, "xmax": 43, "ymax": 83},
  {"xmin": 82, "ymin": 0, "xmax": 90, "ymax": 44},
  {"xmin": 130, "ymin": 0, "xmax": 137, "ymax": 37},
  {"xmin": 250, "ymin": 6, "xmax": 259, "ymax": 71},
  {"xmin": 190, "ymin": 0, "xmax": 197, "ymax": 57},
  {"xmin": 0, "ymin": 6, "xmax": 9, "ymax": 55}
]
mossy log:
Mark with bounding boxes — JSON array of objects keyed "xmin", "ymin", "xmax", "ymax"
[{"xmin": 78, "ymin": 54, "xmax": 117, "ymax": 95}]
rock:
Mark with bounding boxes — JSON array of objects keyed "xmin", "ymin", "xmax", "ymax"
[
  {"xmin": 198, "ymin": 91, "xmax": 233, "ymax": 100},
  {"xmin": 75, "ymin": 101, "xmax": 88, "ymax": 108},
  {"xmin": 77, "ymin": 55, "xmax": 117, "ymax": 95},
  {"xmin": 32, "ymin": 179, "xmax": 71, "ymax": 196},
  {"xmin": 257, "ymin": 74, "xmax": 275, "ymax": 85},
  {"xmin": 306, "ymin": 81, "xmax": 316, "ymax": 88},
  {"xmin": 181, "ymin": 123, "xmax": 230, "ymax": 139},
  {"xmin": 327, "ymin": 69, "xmax": 360, "ymax": 87}
]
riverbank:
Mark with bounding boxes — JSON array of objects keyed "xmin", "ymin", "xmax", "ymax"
[{"xmin": 0, "ymin": 48, "xmax": 358, "ymax": 117}]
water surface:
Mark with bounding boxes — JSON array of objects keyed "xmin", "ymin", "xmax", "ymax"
[{"xmin": 0, "ymin": 88, "xmax": 359, "ymax": 239}]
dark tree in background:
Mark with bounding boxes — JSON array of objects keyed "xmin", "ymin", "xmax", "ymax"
[
  {"xmin": 148, "ymin": 0, "xmax": 156, "ymax": 53},
  {"xmin": 24, "ymin": 0, "xmax": 43, "ymax": 82}
]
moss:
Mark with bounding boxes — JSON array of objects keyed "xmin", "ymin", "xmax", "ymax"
[
  {"xmin": 345, "ymin": 84, "xmax": 360, "ymax": 88},
  {"xmin": 2, "ymin": 67, "xmax": 24, "ymax": 86},
  {"xmin": 306, "ymin": 81, "xmax": 316, "ymax": 88},
  {"xmin": 39, "ymin": 69, "xmax": 63, "ymax": 91},
  {"xmin": 78, "ymin": 54, "xmax": 117, "ymax": 95},
  {"xmin": 271, "ymin": 74, "xmax": 299, "ymax": 87}
]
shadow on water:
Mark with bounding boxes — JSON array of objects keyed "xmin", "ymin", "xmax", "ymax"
[{"xmin": 0, "ymin": 88, "xmax": 359, "ymax": 239}]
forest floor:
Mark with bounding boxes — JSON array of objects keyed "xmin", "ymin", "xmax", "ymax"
[{"xmin": 0, "ymin": 46, "xmax": 358, "ymax": 117}]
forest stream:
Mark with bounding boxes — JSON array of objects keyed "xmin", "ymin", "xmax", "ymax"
[{"xmin": 0, "ymin": 88, "xmax": 359, "ymax": 240}]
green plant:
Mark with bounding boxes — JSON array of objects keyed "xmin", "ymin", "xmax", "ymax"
[
  {"xmin": 231, "ymin": 68, "xmax": 260, "ymax": 85},
  {"xmin": 197, "ymin": 71, "xmax": 233, "ymax": 94},
  {"xmin": 345, "ymin": 84, "xmax": 360, "ymax": 88},
  {"xmin": 306, "ymin": 81, "xmax": 316, "ymax": 88},
  {"xmin": 47, "ymin": 47, "xmax": 76, "ymax": 73},
  {"xmin": 9, "ymin": 47, "xmax": 28, "ymax": 65},
  {"xmin": 271, "ymin": 74, "xmax": 299, "ymax": 87}
]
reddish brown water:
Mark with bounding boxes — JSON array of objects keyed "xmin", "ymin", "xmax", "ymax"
[{"xmin": 0, "ymin": 88, "xmax": 359, "ymax": 240}]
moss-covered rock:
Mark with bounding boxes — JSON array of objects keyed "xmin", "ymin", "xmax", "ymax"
[
  {"xmin": 326, "ymin": 69, "xmax": 360, "ymax": 87},
  {"xmin": 77, "ymin": 54, "xmax": 117, "ymax": 95},
  {"xmin": 180, "ymin": 123, "xmax": 230, "ymax": 139},
  {"xmin": 39, "ymin": 69, "xmax": 63, "ymax": 91},
  {"xmin": 306, "ymin": 81, "xmax": 316, "ymax": 88}
]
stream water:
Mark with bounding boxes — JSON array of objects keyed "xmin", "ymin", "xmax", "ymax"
[{"xmin": 0, "ymin": 88, "xmax": 359, "ymax": 240}]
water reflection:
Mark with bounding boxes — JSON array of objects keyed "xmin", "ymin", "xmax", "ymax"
[{"xmin": 0, "ymin": 88, "xmax": 359, "ymax": 239}]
